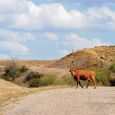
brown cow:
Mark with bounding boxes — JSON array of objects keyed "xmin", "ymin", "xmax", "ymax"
[{"xmin": 69, "ymin": 62, "xmax": 96, "ymax": 89}]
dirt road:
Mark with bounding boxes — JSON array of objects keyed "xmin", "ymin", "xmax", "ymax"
[{"xmin": 4, "ymin": 87, "xmax": 115, "ymax": 115}]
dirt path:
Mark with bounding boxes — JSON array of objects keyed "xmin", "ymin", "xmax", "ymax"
[{"xmin": 4, "ymin": 87, "xmax": 115, "ymax": 115}]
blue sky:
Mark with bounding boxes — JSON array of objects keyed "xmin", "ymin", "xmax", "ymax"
[{"xmin": 0, "ymin": 0, "xmax": 115, "ymax": 60}]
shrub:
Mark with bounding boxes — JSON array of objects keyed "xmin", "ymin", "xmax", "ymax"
[
  {"xmin": 19, "ymin": 65, "xmax": 29, "ymax": 73},
  {"xmin": 3, "ymin": 63, "xmax": 20, "ymax": 80},
  {"xmin": 29, "ymin": 78, "xmax": 41, "ymax": 87},
  {"xmin": 109, "ymin": 73, "xmax": 115, "ymax": 86},
  {"xmin": 109, "ymin": 64, "xmax": 115, "ymax": 86},
  {"xmin": 109, "ymin": 64, "xmax": 115, "ymax": 73},
  {"xmin": 89, "ymin": 67, "xmax": 110, "ymax": 86},
  {"xmin": 2, "ymin": 61, "xmax": 29, "ymax": 81},
  {"xmin": 39, "ymin": 75, "xmax": 56, "ymax": 86},
  {"xmin": 28, "ymin": 75, "xmax": 60, "ymax": 87},
  {"xmin": 26, "ymin": 71, "xmax": 44, "ymax": 81}
]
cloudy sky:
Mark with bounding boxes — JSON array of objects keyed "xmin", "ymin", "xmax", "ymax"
[{"xmin": 0, "ymin": 0, "xmax": 115, "ymax": 60}]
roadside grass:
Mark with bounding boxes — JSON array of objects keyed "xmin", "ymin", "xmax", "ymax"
[{"xmin": 0, "ymin": 88, "xmax": 31, "ymax": 111}]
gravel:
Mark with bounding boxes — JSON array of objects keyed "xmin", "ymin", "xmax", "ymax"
[{"xmin": 4, "ymin": 87, "xmax": 115, "ymax": 115}]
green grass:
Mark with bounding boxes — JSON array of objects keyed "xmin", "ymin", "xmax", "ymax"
[
  {"xmin": 29, "ymin": 75, "xmax": 63, "ymax": 87},
  {"xmin": 28, "ymin": 67, "xmax": 112, "ymax": 87},
  {"xmin": 89, "ymin": 67, "xmax": 111, "ymax": 86},
  {"xmin": 62, "ymin": 75, "xmax": 76, "ymax": 86},
  {"xmin": 109, "ymin": 63, "xmax": 115, "ymax": 72},
  {"xmin": 28, "ymin": 74, "xmax": 77, "ymax": 87}
]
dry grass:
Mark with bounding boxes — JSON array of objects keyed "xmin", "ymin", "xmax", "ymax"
[
  {"xmin": 0, "ymin": 60, "xmax": 54, "ymax": 69},
  {"xmin": 0, "ymin": 79, "xmax": 24, "ymax": 110},
  {"xmin": 30, "ymin": 67, "xmax": 69, "ymax": 77}
]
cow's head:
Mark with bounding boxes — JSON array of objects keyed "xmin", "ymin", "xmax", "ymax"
[{"xmin": 70, "ymin": 61, "xmax": 77, "ymax": 71}]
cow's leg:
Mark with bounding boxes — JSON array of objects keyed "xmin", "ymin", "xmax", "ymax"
[
  {"xmin": 86, "ymin": 80, "xmax": 90, "ymax": 89},
  {"xmin": 91, "ymin": 77, "xmax": 96, "ymax": 89},
  {"xmin": 76, "ymin": 80, "xmax": 79, "ymax": 88},
  {"xmin": 79, "ymin": 81, "xmax": 84, "ymax": 88},
  {"xmin": 93, "ymin": 80, "xmax": 96, "ymax": 89}
]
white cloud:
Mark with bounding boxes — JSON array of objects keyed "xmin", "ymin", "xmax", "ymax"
[
  {"xmin": 63, "ymin": 33, "xmax": 111, "ymax": 50},
  {"xmin": 59, "ymin": 49, "xmax": 71, "ymax": 57},
  {"xmin": 0, "ymin": 0, "xmax": 28, "ymax": 13},
  {"xmin": 12, "ymin": 3, "xmax": 74, "ymax": 30},
  {"xmin": 44, "ymin": 32, "xmax": 59, "ymax": 41},
  {"xmin": 69, "ymin": 10, "xmax": 89, "ymax": 29},
  {"xmin": 86, "ymin": 6, "xmax": 115, "ymax": 28},
  {"xmin": 0, "ymin": 29, "xmax": 36, "ymax": 57},
  {"xmin": 0, "ymin": 41, "xmax": 28, "ymax": 55},
  {"xmin": 11, "ymin": 2, "xmax": 115, "ymax": 30},
  {"xmin": 0, "ymin": 29, "xmax": 36, "ymax": 42},
  {"xmin": 0, "ymin": 0, "xmax": 114, "ymax": 30}
]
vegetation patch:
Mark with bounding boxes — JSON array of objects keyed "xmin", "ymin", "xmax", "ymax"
[
  {"xmin": 88, "ymin": 67, "xmax": 110, "ymax": 86},
  {"xmin": 62, "ymin": 75, "xmax": 76, "ymax": 86},
  {"xmin": 1, "ymin": 61, "xmax": 29, "ymax": 81},
  {"xmin": 109, "ymin": 63, "xmax": 115, "ymax": 73},
  {"xmin": 25, "ymin": 71, "xmax": 44, "ymax": 81},
  {"xmin": 28, "ymin": 75, "xmax": 62, "ymax": 87},
  {"xmin": 109, "ymin": 64, "xmax": 115, "ymax": 86},
  {"xmin": 1, "ymin": 60, "xmax": 115, "ymax": 87}
]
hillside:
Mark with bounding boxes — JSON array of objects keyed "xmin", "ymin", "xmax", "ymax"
[{"xmin": 47, "ymin": 46, "xmax": 115, "ymax": 69}]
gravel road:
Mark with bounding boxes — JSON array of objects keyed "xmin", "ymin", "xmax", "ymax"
[{"xmin": 4, "ymin": 87, "xmax": 115, "ymax": 115}]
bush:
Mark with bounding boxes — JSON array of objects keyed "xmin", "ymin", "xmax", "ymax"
[
  {"xmin": 29, "ymin": 78, "xmax": 41, "ymax": 87},
  {"xmin": 2, "ymin": 61, "xmax": 29, "ymax": 81},
  {"xmin": 110, "ymin": 80, "xmax": 115, "ymax": 86},
  {"xmin": 28, "ymin": 75, "xmax": 61, "ymax": 87},
  {"xmin": 109, "ymin": 64, "xmax": 115, "ymax": 73},
  {"xmin": 3, "ymin": 63, "xmax": 20, "ymax": 80},
  {"xmin": 89, "ymin": 67, "xmax": 110, "ymax": 86},
  {"xmin": 26, "ymin": 71, "xmax": 44, "ymax": 81},
  {"xmin": 39, "ymin": 75, "xmax": 57, "ymax": 86},
  {"xmin": 109, "ymin": 64, "xmax": 115, "ymax": 86},
  {"xmin": 109, "ymin": 73, "xmax": 115, "ymax": 86},
  {"xmin": 19, "ymin": 66, "xmax": 29, "ymax": 73}
]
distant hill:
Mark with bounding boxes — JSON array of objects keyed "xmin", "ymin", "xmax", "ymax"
[
  {"xmin": 47, "ymin": 46, "xmax": 115, "ymax": 69},
  {"xmin": 0, "ymin": 60, "xmax": 54, "ymax": 68},
  {"xmin": 0, "ymin": 46, "xmax": 114, "ymax": 69}
]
